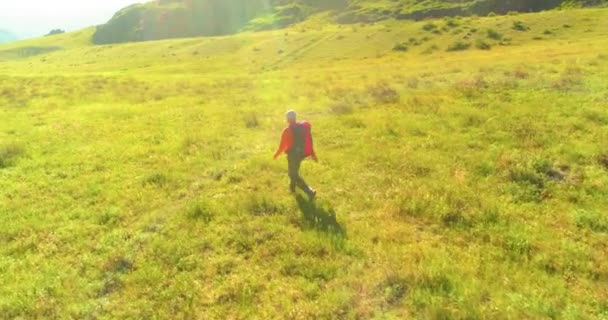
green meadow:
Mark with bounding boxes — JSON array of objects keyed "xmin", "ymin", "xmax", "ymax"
[{"xmin": 1, "ymin": 8, "xmax": 608, "ymax": 319}]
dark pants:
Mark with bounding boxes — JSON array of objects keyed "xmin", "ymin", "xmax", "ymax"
[{"xmin": 288, "ymin": 153, "xmax": 312, "ymax": 194}]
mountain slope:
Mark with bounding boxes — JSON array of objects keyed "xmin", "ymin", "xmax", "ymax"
[
  {"xmin": 92, "ymin": 0, "xmax": 272, "ymax": 44},
  {"xmin": 92, "ymin": 0, "xmax": 608, "ymax": 44}
]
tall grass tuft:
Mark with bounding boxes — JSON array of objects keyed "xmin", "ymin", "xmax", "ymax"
[
  {"xmin": 553, "ymin": 66, "xmax": 584, "ymax": 91},
  {"xmin": 188, "ymin": 200, "xmax": 214, "ymax": 223},
  {"xmin": 143, "ymin": 172, "xmax": 169, "ymax": 187},
  {"xmin": 246, "ymin": 195, "xmax": 283, "ymax": 216},
  {"xmin": 454, "ymin": 76, "xmax": 488, "ymax": 98},
  {"xmin": 0, "ymin": 143, "xmax": 24, "ymax": 168},
  {"xmin": 329, "ymin": 100, "xmax": 353, "ymax": 115},
  {"xmin": 379, "ymin": 275, "xmax": 409, "ymax": 305},
  {"xmin": 575, "ymin": 209, "xmax": 608, "ymax": 233},
  {"xmin": 244, "ymin": 112, "xmax": 260, "ymax": 128},
  {"xmin": 368, "ymin": 82, "xmax": 400, "ymax": 104}
]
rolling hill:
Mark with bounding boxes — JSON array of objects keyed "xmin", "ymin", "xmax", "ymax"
[{"xmin": 0, "ymin": 4, "xmax": 607, "ymax": 319}]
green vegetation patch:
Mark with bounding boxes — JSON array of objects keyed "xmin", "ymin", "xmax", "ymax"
[
  {"xmin": 512, "ymin": 20, "xmax": 530, "ymax": 31},
  {"xmin": 475, "ymin": 39, "xmax": 492, "ymax": 50},
  {"xmin": 392, "ymin": 42, "xmax": 409, "ymax": 52},
  {"xmin": 447, "ymin": 40, "xmax": 471, "ymax": 51},
  {"xmin": 0, "ymin": 143, "xmax": 24, "ymax": 168},
  {"xmin": 575, "ymin": 210, "xmax": 608, "ymax": 233}
]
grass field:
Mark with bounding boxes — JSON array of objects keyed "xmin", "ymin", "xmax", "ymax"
[{"xmin": 1, "ymin": 8, "xmax": 608, "ymax": 319}]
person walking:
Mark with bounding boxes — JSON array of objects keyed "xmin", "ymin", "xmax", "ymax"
[{"xmin": 273, "ymin": 110, "xmax": 317, "ymax": 201}]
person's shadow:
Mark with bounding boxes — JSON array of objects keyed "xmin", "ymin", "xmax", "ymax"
[{"xmin": 295, "ymin": 195, "xmax": 346, "ymax": 238}]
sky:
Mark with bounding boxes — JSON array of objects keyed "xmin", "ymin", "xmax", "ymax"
[{"xmin": 0, "ymin": 1, "xmax": 143, "ymax": 39}]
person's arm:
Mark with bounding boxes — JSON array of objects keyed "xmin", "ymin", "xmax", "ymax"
[{"xmin": 273, "ymin": 128, "xmax": 290, "ymax": 159}]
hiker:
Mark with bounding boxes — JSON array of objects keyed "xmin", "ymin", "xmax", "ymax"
[{"xmin": 273, "ymin": 110, "xmax": 317, "ymax": 201}]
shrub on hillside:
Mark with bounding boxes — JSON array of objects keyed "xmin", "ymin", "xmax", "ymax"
[
  {"xmin": 444, "ymin": 17, "xmax": 460, "ymax": 28},
  {"xmin": 487, "ymin": 29, "xmax": 503, "ymax": 40},
  {"xmin": 475, "ymin": 39, "xmax": 492, "ymax": 50},
  {"xmin": 392, "ymin": 42, "xmax": 409, "ymax": 52},
  {"xmin": 447, "ymin": 41, "xmax": 471, "ymax": 51},
  {"xmin": 408, "ymin": 37, "xmax": 423, "ymax": 46},
  {"xmin": 45, "ymin": 29, "xmax": 65, "ymax": 37},
  {"xmin": 422, "ymin": 22, "xmax": 437, "ymax": 31},
  {"xmin": 512, "ymin": 21, "xmax": 529, "ymax": 31}
]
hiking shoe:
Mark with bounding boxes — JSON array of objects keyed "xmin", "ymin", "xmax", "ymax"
[{"xmin": 308, "ymin": 189, "xmax": 317, "ymax": 202}]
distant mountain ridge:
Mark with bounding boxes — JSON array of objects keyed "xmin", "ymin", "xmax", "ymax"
[
  {"xmin": 92, "ymin": 0, "xmax": 607, "ymax": 44},
  {"xmin": 0, "ymin": 29, "xmax": 17, "ymax": 44}
]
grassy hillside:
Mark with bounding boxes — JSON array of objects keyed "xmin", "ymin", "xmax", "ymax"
[
  {"xmin": 91, "ymin": 0, "xmax": 608, "ymax": 43},
  {"xmin": 1, "ymin": 8, "xmax": 608, "ymax": 319}
]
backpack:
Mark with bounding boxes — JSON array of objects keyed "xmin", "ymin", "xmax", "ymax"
[{"xmin": 290, "ymin": 121, "xmax": 314, "ymax": 157}]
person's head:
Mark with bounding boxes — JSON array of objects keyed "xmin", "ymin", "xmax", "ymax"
[{"xmin": 286, "ymin": 110, "xmax": 297, "ymax": 124}]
